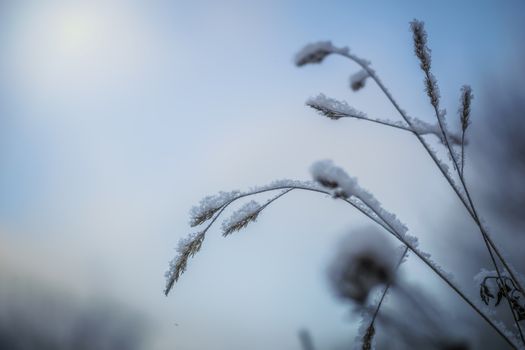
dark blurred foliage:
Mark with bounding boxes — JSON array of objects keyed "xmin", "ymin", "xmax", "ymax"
[
  {"xmin": 431, "ymin": 64, "xmax": 525, "ymax": 350},
  {"xmin": 372, "ymin": 285, "xmax": 470, "ymax": 350},
  {"xmin": 473, "ymin": 74, "xmax": 525, "ymax": 229},
  {"xmin": 322, "ymin": 64, "xmax": 525, "ymax": 349},
  {"xmin": 321, "ymin": 227, "xmax": 472, "ymax": 350},
  {"xmin": 0, "ymin": 272, "xmax": 149, "ymax": 350},
  {"xmin": 298, "ymin": 329, "xmax": 315, "ymax": 350}
]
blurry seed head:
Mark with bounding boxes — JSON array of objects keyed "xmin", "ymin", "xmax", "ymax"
[
  {"xmin": 328, "ymin": 226, "xmax": 397, "ymax": 304},
  {"xmin": 310, "ymin": 159, "xmax": 357, "ymax": 199},
  {"xmin": 294, "ymin": 41, "xmax": 348, "ymax": 67},
  {"xmin": 350, "ymin": 69, "xmax": 370, "ymax": 92}
]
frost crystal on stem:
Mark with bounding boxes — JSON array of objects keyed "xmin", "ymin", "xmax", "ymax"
[
  {"xmin": 310, "ymin": 159, "xmax": 357, "ymax": 198},
  {"xmin": 222, "ymin": 200, "xmax": 262, "ymax": 236},
  {"xmin": 306, "ymin": 94, "xmax": 463, "ymax": 146},
  {"xmin": 164, "ymin": 231, "xmax": 205, "ymax": 295},
  {"xmin": 189, "ymin": 190, "xmax": 240, "ymax": 227},
  {"xmin": 307, "ymin": 93, "xmax": 366, "ymax": 120}
]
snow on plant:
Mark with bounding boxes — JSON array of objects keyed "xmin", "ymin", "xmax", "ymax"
[
  {"xmin": 294, "ymin": 41, "xmax": 348, "ymax": 67},
  {"xmin": 307, "ymin": 93, "xmax": 463, "ymax": 145},
  {"xmin": 221, "ymin": 200, "xmax": 261, "ymax": 236},
  {"xmin": 165, "ymin": 19, "xmax": 524, "ymax": 349},
  {"xmin": 307, "ymin": 94, "xmax": 367, "ymax": 121},
  {"xmin": 189, "ymin": 190, "xmax": 240, "ymax": 227},
  {"xmin": 350, "ymin": 69, "xmax": 370, "ymax": 92}
]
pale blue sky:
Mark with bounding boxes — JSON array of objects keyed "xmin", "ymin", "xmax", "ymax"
[{"xmin": 0, "ymin": 1, "xmax": 524, "ymax": 349}]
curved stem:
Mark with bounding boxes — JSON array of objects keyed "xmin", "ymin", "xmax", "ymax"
[
  {"xmin": 184, "ymin": 184, "xmax": 518, "ymax": 348},
  {"xmin": 357, "ymin": 195, "xmax": 519, "ymax": 349},
  {"xmin": 335, "ymin": 51, "xmax": 525, "ymax": 299},
  {"xmin": 422, "ymin": 58, "xmax": 524, "ymax": 343}
]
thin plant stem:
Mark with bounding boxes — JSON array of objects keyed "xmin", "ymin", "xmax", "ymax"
[
  {"xmin": 327, "ymin": 113, "xmax": 414, "ymax": 132},
  {"xmin": 461, "ymin": 129, "xmax": 466, "ymax": 176},
  {"xmin": 357, "ymin": 195, "xmax": 519, "ymax": 349},
  {"xmin": 176, "ymin": 184, "xmax": 519, "ymax": 348},
  {"xmin": 460, "ymin": 176, "xmax": 525, "ymax": 344},
  {"xmin": 335, "ymin": 51, "xmax": 525, "ymax": 300},
  {"xmin": 366, "ymin": 246, "xmax": 410, "ymax": 331},
  {"xmin": 419, "ymin": 49, "xmax": 524, "ymax": 342}
]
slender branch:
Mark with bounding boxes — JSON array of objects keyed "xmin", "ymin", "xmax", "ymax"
[
  {"xmin": 165, "ymin": 183, "xmax": 398, "ymax": 295},
  {"xmin": 335, "ymin": 51, "xmax": 467, "ymax": 205},
  {"xmin": 333, "ymin": 50, "xmax": 525, "ymax": 300},
  {"xmin": 462, "ymin": 179, "xmax": 525, "ymax": 344},
  {"xmin": 259, "ymin": 188, "xmax": 293, "ymax": 210},
  {"xmin": 308, "ymin": 99, "xmax": 462, "ymax": 145},
  {"xmin": 461, "ymin": 129, "xmax": 466, "ymax": 176},
  {"xmin": 242, "ymin": 186, "xmax": 519, "ymax": 347},
  {"xmin": 330, "ymin": 113, "xmax": 413, "ymax": 132},
  {"xmin": 357, "ymin": 195, "xmax": 519, "ymax": 349},
  {"xmin": 367, "ymin": 246, "xmax": 410, "ymax": 331},
  {"xmin": 414, "ymin": 27, "xmax": 525, "ymax": 340},
  {"xmin": 425, "ymin": 70, "xmax": 524, "ymax": 306},
  {"xmin": 176, "ymin": 184, "xmax": 519, "ymax": 348}
]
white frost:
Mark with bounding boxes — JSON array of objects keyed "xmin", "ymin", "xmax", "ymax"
[
  {"xmin": 306, "ymin": 93, "xmax": 366, "ymax": 119},
  {"xmin": 407, "ymin": 115, "xmax": 464, "ymax": 145},
  {"xmin": 310, "ymin": 159, "xmax": 358, "ymax": 197},
  {"xmin": 310, "ymin": 160, "xmax": 453, "ymax": 284},
  {"xmin": 221, "ymin": 200, "xmax": 261, "ymax": 235},
  {"xmin": 189, "ymin": 190, "xmax": 240, "ymax": 226},
  {"xmin": 305, "ymin": 93, "xmax": 463, "ymax": 146},
  {"xmin": 251, "ymin": 179, "xmax": 323, "ymax": 192},
  {"xmin": 294, "ymin": 41, "xmax": 348, "ymax": 67}
]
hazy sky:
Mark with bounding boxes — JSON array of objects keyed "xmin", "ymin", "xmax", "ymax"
[{"xmin": 0, "ymin": 1, "xmax": 524, "ymax": 349}]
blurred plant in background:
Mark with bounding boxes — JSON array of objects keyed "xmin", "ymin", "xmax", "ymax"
[{"xmin": 0, "ymin": 271, "xmax": 149, "ymax": 350}]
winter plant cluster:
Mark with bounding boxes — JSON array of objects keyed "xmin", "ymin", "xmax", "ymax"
[{"xmin": 165, "ymin": 20, "xmax": 525, "ymax": 349}]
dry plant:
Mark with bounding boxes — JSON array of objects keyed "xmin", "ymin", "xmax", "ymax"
[{"xmin": 164, "ymin": 20, "xmax": 525, "ymax": 349}]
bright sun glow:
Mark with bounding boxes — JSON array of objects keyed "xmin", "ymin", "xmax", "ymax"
[
  {"xmin": 55, "ymin": 11, "xmax": 101, "ymax": 56},
  {"xmin": 6, "ymin": 2, "xmax": 159, "ymax": 102}
]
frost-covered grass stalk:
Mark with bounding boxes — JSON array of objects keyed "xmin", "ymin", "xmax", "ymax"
[{"xmin": 164, "ymin": 20, "xmax": 524, "ymax": 349}]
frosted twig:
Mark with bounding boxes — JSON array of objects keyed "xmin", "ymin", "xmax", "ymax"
[
  {"xmin": 314, "ymin": 29, "xmax": 525, "ymax": 302},
  {"xmin": 307, "ymin": 94, "xmax": 463, "ymax": 145},
  {"xmin": 165, "ymin": 181, "xmax": 393, "ymax": 296},
  {"xmin": 356, "ymin": 194, "xmax": 519, "ymax": 349},
  {"xmin": 309, "ymin": 159, "xmax": 519, "ymax": 348},
  {"xmin": 166, "ymin": 172, "xmax": 519, "ymax": 348},
  {"xmin": 410, "ymin": 20, "xmax": 524, "ymax": 342}
]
